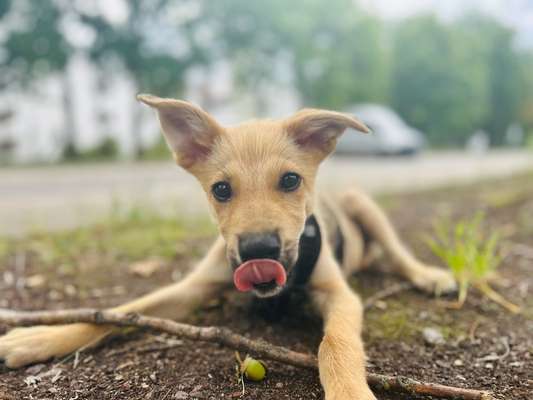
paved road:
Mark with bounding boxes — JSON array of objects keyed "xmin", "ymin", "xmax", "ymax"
[{"xmin": 1, "ymin": 150, "xmax": 532, "ymax": 236}]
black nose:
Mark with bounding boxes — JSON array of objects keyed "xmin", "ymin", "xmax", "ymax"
[{"xmin": 239, "ymin": 232, "xmax": 281, "ymax": 262}]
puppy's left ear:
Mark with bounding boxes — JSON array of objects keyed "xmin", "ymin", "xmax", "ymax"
[{"xmin": 284, "ymin": 109, "xmax": 369, "ymax": 159}]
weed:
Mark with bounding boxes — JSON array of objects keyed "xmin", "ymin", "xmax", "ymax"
[
  {"xmin": 426, "ymin": 212, "xmax": 520, "ymax": 313},
  {"xmin": 0, "ymin": 203, "xmax": 216, "ymax": 271}
]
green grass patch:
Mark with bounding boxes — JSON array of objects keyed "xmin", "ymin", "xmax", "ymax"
[
  {"xmin": 426, "ymin": 212, "xmax": 520, "ymax": 313},
  {"xmin": 0, "ymin": 204, "xmax": 216, "ymax": 269}
]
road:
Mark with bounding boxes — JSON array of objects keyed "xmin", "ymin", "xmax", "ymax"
[{"xmin": 1, "ymin": 150, "xmax": 532, "ymax": 236}]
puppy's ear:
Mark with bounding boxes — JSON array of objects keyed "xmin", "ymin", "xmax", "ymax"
[
  {"xmin": 284, "ymin": 109, "xmax": 369, "ymax": 158},
  {"xmin": 137, "ymin": 94, "xmax": 223, "ymax": 169}
]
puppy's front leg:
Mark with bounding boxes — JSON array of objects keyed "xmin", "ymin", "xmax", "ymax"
[
  {"xmin": 0, "ymin": 237, "xmax": 230, "ymax": 368},
  {"xmin": 310, "ymin": 251, "xmax": 376, "ymax": 400}
]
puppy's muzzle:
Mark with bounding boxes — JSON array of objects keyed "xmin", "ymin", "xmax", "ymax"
[
  {"xmin": 238, "ymin": 232, "xmax": 281, "ymax": 262},
  {"xmin": 234, "ymin": 232, "xmax": 286, "ymax": 297}
]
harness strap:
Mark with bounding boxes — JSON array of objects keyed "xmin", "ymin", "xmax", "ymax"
[{"xmin": 290, "ymin": 214, "xmax": 322, "ymax": 287}]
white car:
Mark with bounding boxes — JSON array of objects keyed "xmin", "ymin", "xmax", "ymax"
[{"xmin": 336, "ymin": 104, "xmax": 425, "ymax": 156}]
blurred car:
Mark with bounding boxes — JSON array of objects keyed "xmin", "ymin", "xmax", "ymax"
[{"xmin": 335, "ymin": 104, "xmax": 425, "ymax": 156}]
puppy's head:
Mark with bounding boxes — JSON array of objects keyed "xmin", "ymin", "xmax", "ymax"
[{"xmin": 138, "ymin": 94, "xmax": 368, "ymax": 297}]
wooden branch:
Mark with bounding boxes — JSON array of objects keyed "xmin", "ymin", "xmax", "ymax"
[{"xmin": 0, "ymin": 308, "xmax": 493, "ymax": 400}]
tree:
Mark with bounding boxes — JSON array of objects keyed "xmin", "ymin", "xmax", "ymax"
[
  {"xmin": 79, "ymin": 0, "xmax": 207, "ymax": 157},
  {"xmin": 458, "ymin": 16, "xmax": 522, "ymax": 145},
  {"xmin": 0, "ymin": 0, "xmax": 10, "ymax": 19},
  {"xmin": 204, "ymin": 0, "xmax": 388, "ymax": 111},
  {"xmin": 517, "ymin": 52, "xmax": 533, "ymax": 139},
  {"xmin": 390, "ymin": 15, "xmax": 490, "ymax": 146},
  {"xmin": 1, "ymin": 0, "xmax": 76, "ymax": 154}
]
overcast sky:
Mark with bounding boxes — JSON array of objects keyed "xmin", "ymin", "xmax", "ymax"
[
  {"xmin": 101, "ymin": 0, "xmax": 533, "ymax": 48},
  {"xmin": 359, "ymin": 0, "xmax": 533, "ymax": 47}
]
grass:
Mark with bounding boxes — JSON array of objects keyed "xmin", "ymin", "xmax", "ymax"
[
  {"xmin": 426, "ymin": 212, "xmax": 520, "ymax": 313},
  {"xmin": 0, "ymin": 203, "xmax": 216, "ymax": 270}
]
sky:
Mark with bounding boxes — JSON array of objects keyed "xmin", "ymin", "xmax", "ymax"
[
  {"xmin": 359, "ymin": 0, "xmax": 533, "ymax": 48},
  {"xmin": 100, "ymin": 0, "xmax": 533, "ymax": 48}
]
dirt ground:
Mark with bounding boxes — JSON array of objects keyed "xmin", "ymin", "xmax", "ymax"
[{"xmin": 1, "ymin": 173, "xmax": 532, "ymax": 400}]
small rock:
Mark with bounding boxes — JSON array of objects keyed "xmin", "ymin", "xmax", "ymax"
[
  {"xmin": 174, "ymin": 391, "xmax": 189, "ymax": 399},
  {"xmin": 149, "ymin": 372, "xmax": 157, "ymax": 383},
  {"xmin": 485, "ymin": 363, "xmax": 494, "ymax": 369},
  {"xmin": 275, "ymin": 382, "xmax": 283, "ymax": 388},
  {"xmin": 453, "ymin": 359, "xmax": 464, "ymax": 367},
  {"xmin": 422, "ymin": 327, "xmax": 445, "ymax": 345}
]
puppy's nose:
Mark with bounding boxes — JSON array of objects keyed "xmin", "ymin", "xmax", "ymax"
[{"xmin": 239, "ymin": 232, "xmax": 281, "ymax": 262}]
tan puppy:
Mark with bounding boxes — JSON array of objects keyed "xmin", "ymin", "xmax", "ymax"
[{"xmin": 0, "ymin": 96, "xmax": 456, "ymax": 399}]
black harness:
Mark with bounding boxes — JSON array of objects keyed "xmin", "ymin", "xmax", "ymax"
[
  {"xmin": 288, "ymin": 214, "xmax": 322, "ymax": 287},
  {"xmin": 254, "ymin": 215, "xmax": 322, "ymax": 319}
]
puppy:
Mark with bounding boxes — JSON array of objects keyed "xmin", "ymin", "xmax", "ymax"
[{"xmin": 0, "ymin": 96, "xmax": 456, "ymax": 399}]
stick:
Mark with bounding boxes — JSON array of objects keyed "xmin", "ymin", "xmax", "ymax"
[
  {"xmin": 0, "ymin": 308, "xmax": 493, "ymax": 400},
  {"xmin": 363, "ymin": 282, "xmax": 414, "ymax": 310}
]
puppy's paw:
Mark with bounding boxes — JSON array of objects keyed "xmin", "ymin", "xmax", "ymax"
[
  {"xmin": 0, "ymin": 323, "xmax": 107, "ymax": 368},
  {"xmin": 411, "ymin": 265, "xmax": 457, "ymax": 295}
]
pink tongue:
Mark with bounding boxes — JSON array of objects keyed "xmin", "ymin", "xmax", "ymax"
[{"xmin": 233, "ymin": 259, "xmax": 287, "ymax": 292}]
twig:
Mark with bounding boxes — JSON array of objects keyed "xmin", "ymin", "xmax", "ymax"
[
  {"xmin": 0, "ymin": 308, "xmax": 493, "ymax": 400},
  {"xmin": 474, "ymin": 282, "xmax": 521, "ymax": 314},
  {"xmin": 363, "ymin": 282, "xmax": 414, "ymax": 310}
]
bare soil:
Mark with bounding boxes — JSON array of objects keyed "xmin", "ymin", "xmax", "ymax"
[{"xmin": 1, "ymin": 174, "xmax": 532, "ymax": 400}]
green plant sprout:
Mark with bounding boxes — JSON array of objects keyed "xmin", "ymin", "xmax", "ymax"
[{"xmin": 426, "ymin": 212, "xmax": 520, "ymax": 313}]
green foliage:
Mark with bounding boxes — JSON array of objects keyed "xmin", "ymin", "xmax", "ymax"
[
  {"xmin": 0, "ymin": 0, "xmax": 11, "ymax": 19},
  {"xmin": 205, "ymin": 3, "xmax": 531, "ymax": 145},
  {"xmin": 79, "ymin": 0, "xmax": 201, "ymax": 97},
  {"xmin": 62, "ymin": 137, "xmax": 120, "ymax": 162},
  {"xmin": 206, "ymin": 0, "xmax": 388, "ymax": 111},
  {"xmin": 391, "ymin": 16, "xmax": 488, "ymax": 146},
  {"xmin": 1, "ymin": 1, "xmax": 533, "ymax": 149},
  {"xmin": 526, "ymin": 132, "xmax": 533, "ymax": 151},
  {"xmin": 460, "ymin": 15, "xmax": 522, "ymax": 146},
  {"xmin": 426, "ymin": 212, "xmax": 502, "ymax": 306},
  {"xmin": 2, "ymin": 0, "xmax": 71, "ymax": 84},
  {"xmin": 141, "ymin": 137, "xmax": 172, "ymax": 161}
]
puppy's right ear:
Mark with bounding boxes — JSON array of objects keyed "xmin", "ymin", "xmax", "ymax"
[{"xmin": 137, "ymin": 94, "xmax": 223, "ymax": 169}]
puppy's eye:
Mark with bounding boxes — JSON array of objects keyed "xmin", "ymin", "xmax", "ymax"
[
  {"xmin": 279, "ymin": 172, "xmax": 301, "ymax": 192},
  {"xmin": 212, "ymin": 181, "xmax": 232, "ymax": 202}
]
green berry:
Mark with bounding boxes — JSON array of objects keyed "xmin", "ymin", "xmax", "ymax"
[{"xmin": 243, "ymin": 357, "xmax": 266, "ymax": 381}]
